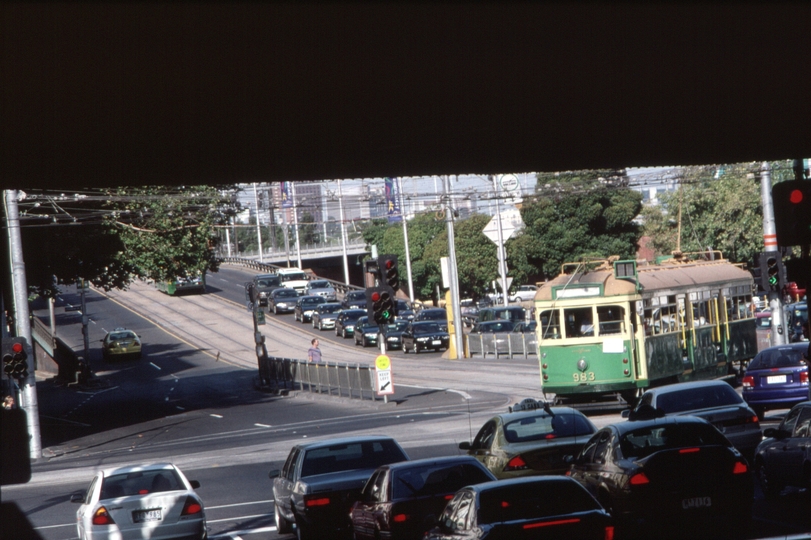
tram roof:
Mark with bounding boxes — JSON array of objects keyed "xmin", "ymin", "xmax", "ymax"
[{"xmin": 537, "ymin": 258, "xmax": 752, "ymax": 301}]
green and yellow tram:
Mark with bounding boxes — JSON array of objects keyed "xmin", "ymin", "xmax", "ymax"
[
  {"xmin": 534, "ymin": 253, "xmax": 757, "ymax": 405},
  {"xmin": 156, "ymin": 274, "xmax": 206, "ymax": 295}
]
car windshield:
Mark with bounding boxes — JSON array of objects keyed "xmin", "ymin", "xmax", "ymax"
[
  {"xmin": 309, "ymin": 281, "xmax": 331, "ymax": 289},
  {"xmin": 109, "ymin": 331, "xmax": 136, "ymax": 341},
  {"xmin": 101, "ymin": 469, "xmax": 183, "ymax": 499},
  {"xmin": 478, "ymin": 321, "xmax": 515, "ymax": 333},
  {"xmin": 281, "ymin": 272, "xmax": 308, "ymax": 281},
  {"xmin": 654, "ymin": 384, "xmax": 743, "ymax": 413},
  {"xmin": 413, "ymin": 323, "xmax": 444, "ymax": 334},
  {"xmin": 391, "ymin": 463, "xmax": 492, "ymax": 500},
  {"xmin": 344, "ymin": 310, "xmax": 366, "ymax": 320},
  {"xmin": 419, "ymin": 310, "xmax": 446, "ymax": 320},
  {"xmin": 257, "ymin": 277, "xmax": 280, "ymax": 287},
  {"xmin": 387, "ymin": 321, "xmax": 409, "ymax": 331},
  {"xmin": 749, "ymin": 348, "xmax": 808, "ymax": 370},
  {"xmin": 503, "ymin": 412, "xmax": 594, "ymax": 442},
  {"xmin": 619, "ymin": 423, "xmax": 730, "ymax": 459},
  {"xmin": 275, "ymin": 289, "xmax": 298, "ymax": 298},
  {"xmin": 347, "ymin": 291, "xmax": 366, "ymax": 301},
  {"xmin": 318, "ymin": 304, "xmax": 341, "ymax": 314},
  {"xmin": 478, "ymin": 480, "xmax": 600, "ymax": 524},
  {"xmin": 301, "ymin": 297, "xmax": 325, "ymax": 306}
]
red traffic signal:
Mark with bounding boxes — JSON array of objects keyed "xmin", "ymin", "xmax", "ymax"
[
  {"xmin": 2, "ymin": 336, "xmax": 29, "ymax": 380},
  {"xmin": 772, "ymin": 180, "xmax": 811, "ymax": 246}
]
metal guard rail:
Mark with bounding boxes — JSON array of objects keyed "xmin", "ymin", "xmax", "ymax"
[
  {"xmin": 260, "ymin": 356, "xmax": 383, "ymax": 402},
  {"xmin": 464, "ymin": 333, "xmax": 538, "ymax": 359},
  {"xmin": 219, "ymin": 256, "xmax": 363, "ymax": 296}
]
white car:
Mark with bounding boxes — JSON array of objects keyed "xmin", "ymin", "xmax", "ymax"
[
  {"xmin": 71, "ymin": 462, "xmax": 206, "ymax": 540},
  {"xmin": 509, "ymin": 284, "xmax": 537, "ymax": 303}
]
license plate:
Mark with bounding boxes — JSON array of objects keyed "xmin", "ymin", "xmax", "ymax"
[
  {"xmin": 432, "ymin": 340, "xmax": 441, "ymax": 345},
  {"xmin": 133, "ymin": 509, "xmax": 162, "ymax": 523},
  {"xmin": 767, "ymin": 375, "xmax": 787, "ymax": 384},
  {"xmin": 682, "ymin": 497, "xmax": 711, "ymax": 510}
]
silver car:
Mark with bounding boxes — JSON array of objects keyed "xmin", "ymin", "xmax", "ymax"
[
  {"xmin": 71, "ymin": 462, "xmax": 206, "ymax": 540},
  {"xmin": 304, "ymin": 279, "xmax": 337, "ymax": 301},
  {"xmin": 311, "ymin": 302, "xmax": 343, "ymax": 331}
]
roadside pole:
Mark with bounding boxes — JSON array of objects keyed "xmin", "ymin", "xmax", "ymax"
[
  {"xmin": 4, "ymin": 189, "xmax": 42, "ymax": 459},
  {"xmin": 760, "ymin": 162, "xmax": 787, "ymax": 346}
]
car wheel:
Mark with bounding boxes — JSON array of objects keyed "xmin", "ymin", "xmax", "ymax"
[
  {"xmin": 275, "ymin": 503, "xmax": 292, "ymax": 535},
  {"xmin": 757, "ymin": 460, "xmax": 782, "ymax": 500}
]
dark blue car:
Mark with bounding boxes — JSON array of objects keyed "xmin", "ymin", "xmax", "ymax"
[{"xmin": 742, "ymin": 342, "xmax": 809, "ymax": 419}]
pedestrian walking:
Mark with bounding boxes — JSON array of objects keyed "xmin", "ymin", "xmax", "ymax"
[{"xmin": 308, "ymin": 338, "xmax": 322, "ymax": 363}]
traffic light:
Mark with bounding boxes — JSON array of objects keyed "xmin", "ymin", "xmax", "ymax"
[
  {"xmin": 379, "ymin": 254, "xmax": 399, "ymax": 291},
  {"xmin": 751, "ymin": 253, "xmax": 765, "ymax": 295},
  {"xmin": 366, "ymin": 286, "xmax": 396, "ymax": 325},
  {"xmin": 2, "ymin": 337, "xmax": 29, "ymax": 381},
  {"xmin": 759, "ymin": 251, "xmax": 786, "ymax": 295},
  {"xmin": 772, "ymin": 180, "xmax": 811, "ymax": 246}
]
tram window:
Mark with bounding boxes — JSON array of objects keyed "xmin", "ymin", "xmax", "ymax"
[
  {"xmin": 597, "ymin": 305, "xmax": 624, "ymax": 335},
  {"xmin": 693, "ymin": 302, "xmax": 710, "ymax": 327},
  {"xmin": 539, "ymin": 310, "xmax": 561, "ymax": 340},
  {"xmin": 564, "ymin": 307, "xmax": 594, "ymax": 337}
]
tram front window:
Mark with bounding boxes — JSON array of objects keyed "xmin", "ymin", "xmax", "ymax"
[
  {"xmin": 565, "ymin": 307, "xmax": 594, "ymax": 337},
  {"xmin": 597, "ymin": 306, "xmax": 625, "ymax": 335},
  {"xmin": 539, "ymin": 310, "xmax": 561, "ymax": 339}
]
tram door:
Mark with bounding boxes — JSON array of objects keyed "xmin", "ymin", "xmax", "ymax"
[{"xmin": 686, "ymin": 291, "xmax": 722, "ymax": 377}]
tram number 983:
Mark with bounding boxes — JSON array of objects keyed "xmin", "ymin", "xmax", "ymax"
[{"xmin": 573, "ymin": 372, "xmax": 596, "ymax": 382}]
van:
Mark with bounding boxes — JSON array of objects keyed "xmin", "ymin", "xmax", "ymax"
[
  {"xmin": 277, "ymin": 267, "xmax": 310, "ymax": 295},
  {"xmin": 477, "ymin": 306, "xmax": 526, "ymax": 324}
]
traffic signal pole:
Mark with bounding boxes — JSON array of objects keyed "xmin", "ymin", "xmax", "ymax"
[
  {"xmin": 759, "ymin": 163, "xmax": 787, "ymax": 346},
  {"xmin": 3, "ymin": 189, "xmax": 42, "ymax": 459}
]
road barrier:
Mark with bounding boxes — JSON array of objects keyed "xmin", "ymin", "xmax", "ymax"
[
  {"xmin": 260, "ymin": 356, "xmax": 382, "ymax": 401},
  {"xmin": 465, "ymin": 333, "xmax": 537, "ymax": 359},
  {"xmin": 221, "ymin": 257, "xmax": 361, "ymax": 299}
]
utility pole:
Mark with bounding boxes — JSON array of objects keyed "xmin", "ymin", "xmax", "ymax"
[
  {"xmin": 492, "ymin": 176, "xmax": 509, "ymax": 306},
  {"xmin": 4, "ymin": 189, "xmax": 42, "ymax": 458},
  {"xmin": 338, "ymin": 179, "xmax": 350, "ymax": 284},
  {"xmin": 292, "ymin": 182, "xmax": 302, "ymax": 268},
  {"xmin": 397, "ymin": 177, "xmax": 415, "ymax": 302},
  {"xmin": 443, "ymin": 176, "xmax": 465, "ymax": 358},
  {"xmin": 252, "ymin": 182, "xmax": 264, "ymax": 263},
  {"xmin": 760, "ymin": 162, "xmax": 787, "ymax": 346}
]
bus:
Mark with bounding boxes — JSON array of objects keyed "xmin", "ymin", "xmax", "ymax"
[
  {"xmin": 156, "ymin": 274, "xmax": 206, "ymax": 295},
  {"xmin": 534, "ymin": 253, "xmax": 757, "ymax": 405}
]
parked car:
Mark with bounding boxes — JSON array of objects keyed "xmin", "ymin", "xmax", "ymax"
[
  {"xmin": 305, "ymin": 279, "xmax": 337, "ymax": 301},
  {"xmin": 311, "ymin": 302, "xmax": 343, "ymax": 331},
  {"xmin": 509, "ymin": 284, "xmax": 538, "ymax": 303},
  {"xmin": 401, "ymin": 321, "xmax": 450, "ymax": 354},
  {"xmin": 414, "ymin": 307, "xmax": 447, "ymax": 322},
  {"xmin": 248, "ymin": 273, "xmax": 283, "ymax": 306},
  {"xmin": 354, "ymin": 316, "xmax": 380, "ymax": 347},
  {"xmin": 423, "ymin": 476, "xmax": 614, "ymax": 540},
  {"xmin": 566, "ymin": 416, "xmax": 753, "ymax": 538},
  {"xmin": 752, "ymin": 400, "xmax": 811, "ymax": 499},
  {"xmin": 342, "ymin": 290, "xmax": 367, "ymax": 309},
  {"xmin": 70, "ymin": 462, "xmax": 206, "ymax": 540},
  {"xmin": 381, "ymin": 320, "xmax": 410, "ymax": 350},
  {"xmin": 350, "ymin": 456, "xmax": 496, "ymax": 540},
  {"xmin": 101, "ymin": 328, "xmax": 142, "ymax": 361},
  {"xmin": 742, "ymin": 342, "xmax": 809, "ymax": 419},
  {"xmin": 623, "ymin": 380, "xmax": 763, "ymax": 457},
  {"xmin": 459, "ymin": 399, "xmax": 596, "ymax": 479},
  {"xmin": 268, "ymin": 435, "xmax": 409, "ymax": 539},
  {"xmin": 268, "ymin": 287, "xmax": 300, "ymax": 314},
  {"xmin": 335, "ymin": 308, "xmax": 367, "ymax": 338},
  {"xmin": 294, "ymin": 295, "xmax": 327, "ymax": 322}
]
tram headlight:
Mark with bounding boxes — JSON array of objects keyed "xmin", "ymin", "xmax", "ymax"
[{"xmin": 577, "ymin": 359, "xmax": 588, "ymax": 372}]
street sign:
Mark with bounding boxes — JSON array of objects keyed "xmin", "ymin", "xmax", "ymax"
[
  {"xmin": 499, "ymin": 174, "xmax": 522, "ymax": 205},
  {"xmin": 375, "ymin": 354, "xmax": 394, "ymax": 395},
  {"xmin": 483, "ymin": 207, "xmax": 524, "ymax": 244}
]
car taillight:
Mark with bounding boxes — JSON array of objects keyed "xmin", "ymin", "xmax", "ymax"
[
  {"xmin": 181, "ymin": 496, "xmax": 203, "ymax": 515},
  {"xmin": 732, "ymin": 461, "xmax": 748, "ymax": 475},
  {"xmin": 304, "ymin": 496, "xmax": 330, "ymax": 507},
  {"xmin": 629, "ymin": 472, "xmax": 650, "ymax": 485},
  {"xmin": 801, "ymin": 371, "xmax": 809, "ymax": 384},
  {"xmin": 679, "ymin": 447, "xmax": 700, "ymax": 454},
  {"xmin": 741, "ymin": 375, "xmax": 754, "ymax": 388},
  {"xmin": 523, "ymin": 518, "xmax": 580, "ymax": 529},
  {"xmin": 393, "ymin": 513, "xmax": 408, "ymax": 523},
  {"xmin": 746, "ymin": 415, "xmax": 760, "ymax": 424},
  {"xmin": 604, "ymin": 525, "xmax": 615, "ymax": 540},
  {"xmin": 92, "ymin": 506, "xmax": 115, "ymax": 525},
  {"xmin": 504, "ymin": 456, "xmax": 528, "ymax": 471}
]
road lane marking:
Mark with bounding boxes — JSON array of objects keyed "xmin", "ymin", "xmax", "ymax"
[
  {"xmin": 254, "ymin": 423, "xmax": 271, "ymax": 427},
  {"xmin": 210, "ymin": 526, "xmax": 276, "ymax": 538},
  {"xmin": 207, "ymin": 500, "xmax": 274, "ymax": 509},
  {"xmin": 150, "ymin": 362, "xmax": 162, "ymax": 370},
  {"xmin": 207, "ymin": 514, "xmax": 272, "ymax": 524},
  {"xmin": 210, "ymin": 414, "xmax": 223, "ymax": 418}
]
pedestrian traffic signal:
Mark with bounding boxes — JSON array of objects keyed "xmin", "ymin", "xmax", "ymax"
[
  {"xmin": 379, "ymin": 255, "xmax": 399, "ymax": 291},
  {"xmin": 2, "ymin": 337, "xmax": 29, "ymax": 381},
  {"xmin": 772, "ymin": 180, "xmax": 811, "ymax": 246},
  {"xmin": 366, "ymin": 286, "xmax": 396, "ymax": 325}
]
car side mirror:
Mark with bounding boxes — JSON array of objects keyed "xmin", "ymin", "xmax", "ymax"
[
  {"xmin": 458, "ymin": 441, "xmax": 472, "ymax": 450},
  {"xmin": 189, "ymin": 480, "xmax": 200, "ymax": 489},
  {"xmin": 70, "ymin": 492, "xmax": 84, "ymax": 503},
  {"xmin": 268, "ymin": 469, "xmax": 281, "ymax": 480}
]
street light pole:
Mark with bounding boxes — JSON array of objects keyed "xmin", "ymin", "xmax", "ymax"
[
  {"xmin": 492, "ymin": 176, "xmax": 509, "ymax": 306},
  {"xmin": 397, "ymin": 177, "xmax": 415, "ymax": 303},
  {"xmin": 338, "ymin": 179, "xmax": 350, "ymax": 284},
  {"xmin": 443, "ymin": 176, "xmax": 465, "ymax": 358},
  {"xmin": 292, "ymin": 182, "xmax": 302, "ymax": 268},
  {"xmin": 252, "ymin": 182, "xmax": 264, "ymax": 263}
]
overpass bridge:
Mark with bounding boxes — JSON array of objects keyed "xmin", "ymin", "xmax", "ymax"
[{"xmin": 222, "ymin": 238, "xmax": 368, "ymax": 266}]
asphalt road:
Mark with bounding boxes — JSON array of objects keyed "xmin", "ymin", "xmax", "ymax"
[{"xmin": 3, "ymin": 264, "xmax": 809, "ymax": 540}]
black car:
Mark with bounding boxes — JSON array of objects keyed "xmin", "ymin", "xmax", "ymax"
[
  {"xmin": 401, "ymin": 321, "xmax": 450, "ymax": 354},
  {"xmin": 294, "ymin": 295, "xmax": 327, "ymax": 322},
  {"xmin": 342, "ymin": 290, "xmax": 367, "ymax": 309},
  {"xmin": 423, "ymin": 476, "xmax": 614, "ymax": 540},
  {"xmin": 566, "ymin": 416, "xmax": 753, "ymax": 538},
  {"xmin": 335, "ymin": 308, "xmax": 367, "ymax": 338},
  {"xmin": 414, "ymin": 307, "xmax": 448, "ymax": 322},
  {"xmin": 350, "ymin": 456, "xmax": 496, "ymax": 540},
  {"xmin": 268, "ymin": 287, "xmax": 300, "ymax": 314},
  {"xmin": 354, "ymin": 316, "xmax": 380, "ymax": 347},
  {"xmin": 394, "ymin": 299, "xmax": 415, "ymax": 321},
  {"xmin": 752, "ymin": 400, "xmax": 811, "ymax": 499},
  {"xmin": 380, "ymin": 320, "xmax": 409, "ymax": 350},
  {"xmin": 247, "ymin": 273, "xmax": 282, "ymax": 306}
]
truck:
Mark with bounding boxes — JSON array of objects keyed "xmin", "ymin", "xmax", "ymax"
[
  {"xmin": 268, "ymin": 435, "xmax": 409, "ymax": 539},
  {"xmin": 277, "ymin": 267, "xmax": 311, "ymax": 295}
]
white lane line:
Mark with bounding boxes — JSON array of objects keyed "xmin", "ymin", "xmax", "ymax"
[
  {"xmin": 33, "ymin": 522, "xmax": 74, "ymax": 530},
  {"xmin": 207, "ymin": 514, "xmax": 272, "ymax": 524},
  {"xmin": 254, "ymin": 423, "xmax": 271, "ymax": 428},
  {"xmin": 150, "ymin": 362, "xmax": 162, "ymax": 370},
  {"xmin": 210, "ymin": 414, "xmax": 223, "ymax": 418},
  {"xmin": 210, "ymin": 526, "xmax": 276, "ymax": 538},
  {"xmin": 207, "ymin": 500, "xmax": 274, "ymax": 510}
]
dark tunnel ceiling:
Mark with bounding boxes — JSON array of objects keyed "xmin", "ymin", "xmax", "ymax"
[{"xmin": 3, "ymin": 3, "xmax": 811, "ymax": 189}]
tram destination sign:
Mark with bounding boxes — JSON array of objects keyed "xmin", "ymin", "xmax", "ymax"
[{"xmin": 553, "ymin": 285, "xmax": 603, "ymax": 299}]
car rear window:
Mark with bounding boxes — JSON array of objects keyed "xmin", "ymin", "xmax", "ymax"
[
  {"xmin": 276, "ymin": 289, "xmax": 298, "ymax": 297},
  {"xmin": 620, "ymin": 423, "xmax": 730, "ymax": 459},
  {"xmin": 654, "ymin": 384, "xmax": 742, "ymax": 413},
  {"xmin": 109, "ymin": 331, "xmax": 136, "ymax": 341},
  {"xmin": 392, "ymin": 463, "xmax": 492, "ymax": 500},
  {"xmin": 749, "ymin": 348, "xmax": 807, "ymax": 370},
  {"xmin": 301, "ymin": 440, "xmax": 407, "ymax": 477},
  {"xmin": 478, "ymin": 480, "xmax": 600, "ymax": 524},
  {"xmin": 503, "ymin": 412, "xmax": 594, "ymax": 443},
  {"xmin": 101, "ymin": 469, "xmax": 183, "ymax": 499}
]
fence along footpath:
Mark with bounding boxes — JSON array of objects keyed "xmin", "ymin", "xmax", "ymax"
[{"xmin": 258, "ymin": 356, "xmax": 382, "ymax": 402}]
